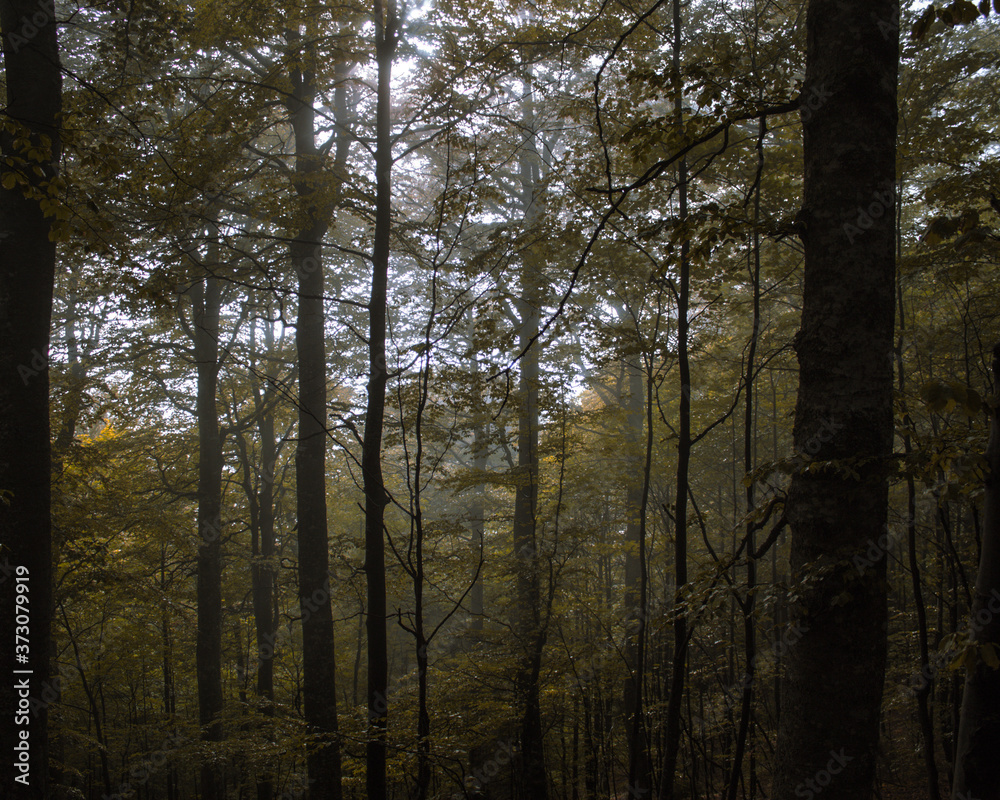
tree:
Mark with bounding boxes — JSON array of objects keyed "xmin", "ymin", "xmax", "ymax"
[
  {"xmin": 952, "ymin": 342, "xmax": 1000, "ymax": 800},
  {"xmin": 363, "ymin": 2, "xmax": 399, "ymax": 797},
  {"xmin": 0, "ymin": 3, "xmax": 62, "ymax": 797},
  {"xmin": 287, "ymin": 22, "xmax": 347, "ymax": 800},
  {"xmin": 191, "ymin": 267, "xmax": 225, "ymax": 800},
  {"xmin": 770, "ymin": 2, "xmax": 899, "ymax": 799}
]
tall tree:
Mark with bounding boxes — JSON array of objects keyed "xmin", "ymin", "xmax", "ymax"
[
  {"xmin": 952, "ymin": 342, "xmax": 1000, "ymax": 800},
  {"xmin": 770, "ymin": 1, "xmax": 898, "ymax": 799},
  {"xmin": 190, "ymin": 267, "xmax": 225, "ymax": 800},
  {"xmin": 363, "ymin": 1, "xmax": 399, "ymax": 797},
  {"xmin": 287, "ymin": 25, "xmax": 344, "ymax": 800},
  {"xmin": 660, "ymin": 1, "xmax": 692, "ymax": 795},
  {"xmin": 511, "ymin": 67, "xmax": 550, "ymax": 800},
  {"xmin": 0, "ymin": 3, "xmax": 62, "ymax": 797}
]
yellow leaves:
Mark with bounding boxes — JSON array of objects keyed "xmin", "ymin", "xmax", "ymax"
[
  {"xmin": 981, "ymin": 642, "xmax": 1000, "ymax": 669},
  {"xmin": 947, "ymin": 640, "xmax": 1000, "ymax": 673},
  {"xmin": 920, "ymin": 379, "xmax": 987, "ymax": 418}
]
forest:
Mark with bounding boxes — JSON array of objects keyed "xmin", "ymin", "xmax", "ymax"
[{"xmin": 1, "ymin": 0, "xmax": 1000, "ymax": 798}]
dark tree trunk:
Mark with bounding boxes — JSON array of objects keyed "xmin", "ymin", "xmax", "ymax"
[
  {"xmin": 364, "ymin": 4, "xmax": 397, "ymax": 798},
  {"xmin": 0, "ymin": 4, "xmax": 60, "ymax": 797},
  {"xmin": 237, "ymin": 317, "xmax": 280, "ymax": 800},
  {"xmin": 287, "ymin": 35, "xmax": 344, "ymax": 800},
  {"xmin": 512, "ymin": 76, "xmax": 549, "ymax": 800},
  {"xmin": 770, "ymin": 1, "xmax": 898, "ymax": 798},
  {"xmin": 659, "ymin": 1, "xmax": 690, "ymax": 794},
  {"xmin": 896, "ymin": 240, "xmax": 940, "ymax": 800},
  {"xmin": 624, "ymin": 352, "xmax": 652, "ymax": 799},
  {"xmin": 254, "ymin": 394, "xmax": 277, "ymax": 710},
  {"xmin": 952, "ymin": 344, "xmax": 1000, "ymax": 800},
  {"xmin": 193, "ymin": 273, "xmax": 224, "ymax": 800},
  {"xmin": 469, "ymin": 326, "xmax": 487, "ymax": 635},
  {"xmin": 726, "ymin": 115, "xmax": 765, "ymax": 800}
]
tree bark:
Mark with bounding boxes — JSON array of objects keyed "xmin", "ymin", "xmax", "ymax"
[
  {"xmin": 726, "ymin": 114, "xmax": 766, "ymax": 800},
  {"xmin": 0, "ymin": 5, "xmax": 60, "ymax": 797},
  {"xmin": 287, "ymin": 33, "xmax": 343, "ymax": 800},
  {"xmin": 193, "ymin": 272, "xmax": 224, "ymax": 800},
  {"xmin": 624, "ymin": 350, "xmax": 652, "ymax": 799},
  {"xmin": 512, "ymin": 71, "xmax": 549, "ymax": 800},
  {"xmin": 896, "ymin": 218, "xmax": 940, "ymax": 800},
  {"xmin": 364, "ymin": 4, "xmax": 397, "ymax": 797},
  {"xmin": 952, "ymin": 343, "xmax": 1000, "ymax": 800},
  {"xmin": 659, "ymin": 1, "xmax": 690, "ymax": 794},
  {"xmin": 770, "ymin": 1, "xmax": 898, "ymax": 797}
]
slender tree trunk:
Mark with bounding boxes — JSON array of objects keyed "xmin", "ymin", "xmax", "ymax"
[
  {"xmin": 512, "ymin": 73, "xmax": 549, "ymax": 800},
  {"xmin": 411, "ymin": 239, "xmax": 437, "ymax": 800},
  {"xmin": 659, "ymin": 1, "xmax": 690, "ymax": 794},
  {"xmin": 364, "ymin": 5, "xmax": 397, "ymax": 797},
  {"xmin": 770, "ymin": 1, "xmax": 898, "ymax": 797},
  {"xmin": 0, "ymin": 4, "xmax": 60, "ymax": 796},
  {"xmin": 952, "ymin": 344, "xmax": 1000, "ymax": 800},
  {"xmin": 726, "ymin": 114, "xmax": 766, "ymax": 800},
  {"xmin": 250, "ymin": 317, "xmax": 279, "ymax": 710},
  {"xmin": 469, "ymin": 329, "xmax": 487, "ymax": 635},
  {"xmin": 240, "ymin": 316, "xmax": 280, "ymax": 800},
  {"xmin": 161, "ymin": 545, "xmax": 178, "ymax": 800},
  {"xmin": 625, "ymin": 351, "xmax": 652, "ymax": 799},
  {"xmin": 896, "ymin": 205, "xmax": 940, "ymax": 800},
  {"xmin": 193, "ymin": 272, "xmax": 224, "ymax": 800},
  {"xmin": 287, "ymin": 35, "xmax": 343, "ymax": 800}
]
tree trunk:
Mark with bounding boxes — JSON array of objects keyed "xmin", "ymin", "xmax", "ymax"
[
  {"xmin": 238, "ymin": 316, "xmax": 280, "ymax": 800},
  {"xmin": 193, "ymin": 272, "xmax": 224, "ymax": 800},
  {"xmin": 726, "ymin": 114, "xmax": 766, "ymax": 800},
  {"xmin": 512, "ymin": 73, "xmax": 549, "ymax": 800},
  {"xmin": 659, "ymin": 0, "xmax": 691, "ymax": 794},
  {"xmin": 624, "ymin": 351, "xmax": 652, "ymax": 799},
  {"xmin": 952, "ymin": 343, "xmax": 1000, "ymax": 800},
  {"xmin": 469, "ymin": 323, "xmax": 487, "ymax": 635},
  {"xmin": 896, "ymin": 222, "xmax": 940, "ymax": 800},
  {"xmin": 0, "ymin": 4, "xmax": 60, "ymax": 797},
  {"xmin": 770, "ymin": 1, "xmax": 898, "ymax": 797},
  {"xmin": 287, "ymin": 34, "xmax": 343, "ymax": 800},
  {"xmin": 364, "ymin": 4, "xmax": 397, "ymax": 797}
]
